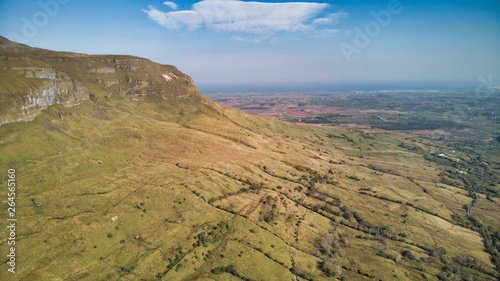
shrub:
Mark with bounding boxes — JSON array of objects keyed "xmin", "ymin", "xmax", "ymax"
[
  {"xmin": 320, "ymin": 256, "xmax": 342, "ymax": 277},
  {"xmin": 401, "ymin": 250, "xmax": 416, "ymax": 260}
]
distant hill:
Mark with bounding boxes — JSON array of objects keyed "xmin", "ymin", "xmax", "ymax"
[{"xmin": 0, "ymin": 37, "xmax": 498, "ymax": 281}]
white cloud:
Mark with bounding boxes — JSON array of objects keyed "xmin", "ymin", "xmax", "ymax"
[
  {"xmin": 313, "ymin": 11, "xmax": 347, "ymax": 26},
  {"xmin": 329, "ymin": 11, "xmax": 348, "ymax": 23},
  {"xmin": 143, "ymin": 0, "xmax": 337, "ymax": 34},
  {"xmin": 313, "ymin": 17, "xmax": 333, "ymax": 25},
  {"xmin": 163, "ymin": 1, "xmax": 178, "ymax": 10},
  {"xmin": 233, "ymin": 34, "xmax": 272, "ymax": 44}
]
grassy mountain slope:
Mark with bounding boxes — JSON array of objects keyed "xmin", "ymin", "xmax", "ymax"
[{"xmin": 0, "ymin": 37, "xmax": 498, "ymax": 281}]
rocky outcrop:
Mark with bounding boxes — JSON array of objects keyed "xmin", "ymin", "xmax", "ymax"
[
  {"xmin": 0, "ymin": 56, "xmax": 31, "ymax": 61},
  {"xmin": 0, "ymin": 67, "xmax": 89, "ymax": 126},
  {"xmin": 10, "ymin": 67, "xmax": 56, "ymax": 79},
  {"xmin": 22, "ymin": 79, "xmax": 88, "ymax": 110},
  {"xmin": 114, "ymin": 58, "xmax": 147, "ymax": 71},
  {"xmin": 42, "ymin": 57, "xmax": 84, "ymax": 62},
  {"xmin": 88, "ymin": 67, "xmax": 115, "ymax": 74},
  {"xmin": 95, "ymin": 78, "xmax": 120, "ymax": 88}
]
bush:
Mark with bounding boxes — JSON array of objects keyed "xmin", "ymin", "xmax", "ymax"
[
  {"xmin": 211, "ymin": 265, "xmax": 255, "ymax": 281},
  {"xmin": 401, "ymin": 250, "xmax": 416, "ymax": 260},
  {"xmin": 260, "ymin": 196, "xmax": 278, "ymax": 223},
  {"xmin": 320, "ymin": 256, "xmax": 342, "ymax": 277},
  {"xmin": 120, "ymin": 266, "xmax": 131, "ymax": 272}
]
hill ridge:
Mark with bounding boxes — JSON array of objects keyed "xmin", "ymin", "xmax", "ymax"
[{"xmin": 0, "ymin": 36, "xmax": 220, "ymax": 126}]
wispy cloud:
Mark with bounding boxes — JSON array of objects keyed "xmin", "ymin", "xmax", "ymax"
[
  {"xmin": 143, "ymin": 0, "xmax": 340, "ymax": 34},
  {"xmin": 163, "ymin": 1, "xmax": 178, "ymax": 10},
  {"xmin": 313, "ymin": 11, "xmax": 348, "ymax": 25}
]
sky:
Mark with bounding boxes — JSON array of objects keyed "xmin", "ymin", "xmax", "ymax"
[{"xmin": 0, "ymin": 0, "xmax": 499, "ymax": 93}]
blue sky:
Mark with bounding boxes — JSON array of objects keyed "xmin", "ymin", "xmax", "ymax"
[{"xmin": 1, "ymin": 0, "xmax": 499, "ymax": 93}]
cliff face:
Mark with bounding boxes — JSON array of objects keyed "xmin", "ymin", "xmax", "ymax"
[
  {"xmin": 0, "ymin": 64, "xmax": 89, "ymax": 125},
  {"xmin": 0, "ymin": 36, "xmax": 214, "ymax": 126}
]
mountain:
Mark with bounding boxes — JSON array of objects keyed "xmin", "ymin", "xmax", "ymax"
[
  {"xmin": 0, "ymin": 37, "xmax": 498, "ymax": 281},
  {"xmin": 0, "ymin": 36, "xmax": 220, "ymax": 126}
]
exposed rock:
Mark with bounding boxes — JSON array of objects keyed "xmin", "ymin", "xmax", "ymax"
[
  {"xmin": 0, "ymin": 70, "xmax": 89, "ymax": 125},
  {"xmin": 0, "ymin": 56, "xmax": 31, "ymax": 61},
  {"xmin": 42, "ymin": 57, "xmax": 84, "ymax": 62},
  {"xmin": 88, "ymin": 67, "xmax": 115, "ymax": 74},
  {"xmin": 10, "ymin": 67, "xmax": 56, "ymax": 79},
  {"xmin": 95, "ymin": 78, "xmax": 120, "ymax": 88},
  {"xmin": 114, "ymin": 58, "xmax": 147, "ymax": 71},
  {"xmin": 163, "ymin": 72, "xmax": 180, "ymax": 82}
]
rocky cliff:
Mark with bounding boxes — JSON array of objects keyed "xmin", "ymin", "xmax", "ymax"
[
  {"xmin": 0, "ymin": 63, "xmax": 89, "ymax": 125},
  {"xmin": 0, "ymin": 36, "xmax": 214, "ymax": 125}
]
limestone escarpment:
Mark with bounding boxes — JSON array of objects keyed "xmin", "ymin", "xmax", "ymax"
[
  {"xmin": 0, "ymin": 36, "xmax": 217, "ymax": 126},
  {"xmin": 0, "ymin": 66, "xmax": 89, "ymax": 125}
]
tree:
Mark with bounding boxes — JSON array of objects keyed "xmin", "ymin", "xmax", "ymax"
[
  {"xmin": 321, "ymin": 256, "xmax": 342, "ymax": 277},
  {"xmin": 318, "ymin": 233, "xmax": 339, "ymax": 255}
]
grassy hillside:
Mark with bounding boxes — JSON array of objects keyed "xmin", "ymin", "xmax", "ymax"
[{"xmin": 0, "ymin": 37, "xmax": 498, "ymax": 281}]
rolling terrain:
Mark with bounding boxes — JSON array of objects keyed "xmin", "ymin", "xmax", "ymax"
[{"xmin": 1, "ymin": 37, "xmax": 499, "ymax": 281}]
